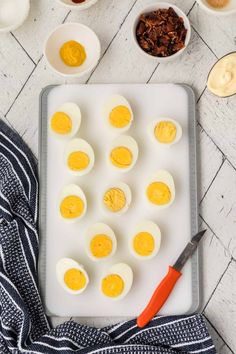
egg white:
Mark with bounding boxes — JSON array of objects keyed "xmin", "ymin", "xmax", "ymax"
[
  {"xmin": 59, "ymin": 184, "xmax": 87, "ymax": 222},
  {"xmin": 85, "ymin": 223, "xmax": 117, "ymax": 262},
  {"xmin": 49, "ymin": 102, "xmax": 81, "ymax": 139},
  {"xmin": 56, "ymin": 258, "xmax": 89, "ymax": 295},
  {"xmin": 64, "ymin": 138, "xmax": 95, "ymax": 176},
  {"xmin": 108, "ymin": 135, "xmax": 139, "ymax": 172},
  {"xmin": 102, "ymin": 94, "xmax": 133, "ymax": 133},
  {"xmin": 146, "ymin": 170, "xmax": 175, "ymax": 209},
  {"xmin": 100, "ymin": 263, "xmax": 133, "ymax": 301},
  {"xmin": 129, "ymin": 220, "xmax": 161, "ymax": 260},
  {"xmin": 148, "ymin": 118, "xmax": 182, "ymax": 147},
  {"xmin": 102, "ymin": 182, "xmax": 132, "ymax": 215}
]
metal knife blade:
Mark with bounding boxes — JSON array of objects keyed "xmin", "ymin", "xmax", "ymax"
[{"xmin": 173, "ymin": 230, "xmax": 206, "ymax": 272}]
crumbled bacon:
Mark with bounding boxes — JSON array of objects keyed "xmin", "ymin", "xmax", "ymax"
[{"xmin": 136, "ymin": 7, "xmax": 187, "ymax": 57}]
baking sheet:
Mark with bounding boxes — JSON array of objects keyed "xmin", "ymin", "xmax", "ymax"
[{"xmin": 38, "ymin": 84, "xmax": 199, "ymax": 317}]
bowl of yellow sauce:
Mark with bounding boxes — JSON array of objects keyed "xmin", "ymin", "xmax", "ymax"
[
  {"xmin": 197, "ymin": 0, "xmax": 236, "ymax": 15},
  {"xmin": 207, "ymin": 52, "xmax": 236, "ymax": 97},
  {"xmin": 44, "ymin": 22, "xmax": 101, "ymax": 77}
]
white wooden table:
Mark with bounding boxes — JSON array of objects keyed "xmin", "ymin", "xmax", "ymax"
[{"xmin": 1, "ymin": 1, "xmax": 235, "ymax": 352}]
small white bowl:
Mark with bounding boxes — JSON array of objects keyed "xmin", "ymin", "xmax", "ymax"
[
  {"xmin": 0, "ymin": 0, "xmax": 30, "ymax": 33},
  {"xmin": 132, "ymin": 2, "xmax": 191, "ymax": 63},
  {"xmin": 44, "ymin": 23, "xmax": 101, "ymax": 78},
  {"xmin": 197, "ymin": 0, "xmax": 236, "ymax": 15},
  {"xmin": 56, "ymin": 0, "xmax": 98, "ymax": 10},
  {"xmin": 207, "ymin": 51, "xmax": 236, "ymax": 97}
]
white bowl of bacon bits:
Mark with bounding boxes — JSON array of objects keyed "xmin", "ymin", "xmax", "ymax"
[
  {"xmin": 56, "ymin": 0, "xmax": 98, "ymax": 10},
  {"xmin": 133, "ymin": 2, "xmax": 191, "ymax": 62}
]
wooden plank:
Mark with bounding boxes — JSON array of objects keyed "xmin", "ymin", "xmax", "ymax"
[
  {"xmin": 150, "ymin": 29, "xmax": 216, "ymax": 99},
  {"xmin": 201, "ymin": 161, "xmax": 236, "ymax": 260},
  {"xmin": 0, "ymin": 33, "xmax": 35, "ymax": 117},
  {"xmin": 197, "ymin": 125, "xmax": 223, "ymax": 199},
  {"xmin": 204, "ymin": 317, "xmax": 234, "ymax": 354},
  {"xmin": 189, "ymin": 3, "xmax": 236, "ymax": 59},
  {"xmin": 198, "ymin": 90, "xmax": 236, "ymax": 168},
  {"xmin": 204, "ymin": 260, "xmax": 236, "ymax": 353},
  {"xmin": 199, "ymin": 219, "xmax": 231, "ymax": 309},
  {"xmin": 12, "ymin": 0, "xmax": 68, "ymax": 63}
]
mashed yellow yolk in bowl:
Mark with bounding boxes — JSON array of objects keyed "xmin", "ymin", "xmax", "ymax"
[
  {"xmin": 51, "ymin": 112, "xmax": 72, "ymax": 135},
  {"xmin": 67, "ymin": 151, "xmax": 90, "ymax": 171},
  {"xmin": 101, "ymin": 274, "xmax": 124, "ymax": 298},
  {"xmin": 64, "ymin": 268, "xmax": 87, "ymax": 291},
  {"xmin": 60, "ymin": 40, "xmax": 86, "ymax": 67},
  {"xmin": 90, "ymin": 234, "xmax": 113, "ymax": 258},
  {"xmin": 103, "ymin": 188, "xmax": 126, "ymax": 212},
  {"xmin": 60, "ymin": 195, "xmax": 84, "ymax": 219},
  {"xmin": 110, "ymin": 146, "xmax": 133, "ymax": 168},
  {"xmin": 109, "ymin": 106, "xmax": 131, "ymax": 128},
  {"xmin": 154, "ymin": 121, "xmax": 177, "ymax": 144},
  {"xmin": 133, "ymin": 232, "xmax": 155, "ymax": 256},
  {"xmin": 146, "ymin": 182, "xmax": 171, "ymax": 205}
]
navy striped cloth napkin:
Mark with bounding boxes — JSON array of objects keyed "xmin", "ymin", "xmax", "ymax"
[{"xmin": 0, "ymin": 119, "xmax": 216, "ymax": 354}]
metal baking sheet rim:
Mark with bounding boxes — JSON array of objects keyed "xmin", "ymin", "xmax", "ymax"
[{"xmin": 38, "ymin": 83, "xmax": 200, "ymax": 318}]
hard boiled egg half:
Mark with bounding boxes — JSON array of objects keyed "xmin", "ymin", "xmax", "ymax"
[
  {"xmin": 146, "ymin": 170, "xmax": 175, "ymax": 209},
  {"xmin": 64, "ymin": 139, "xmax": 95, "ymax": 176},
  {"xmin": 59, "ymin": 184, "xmax": 87, "ymax": 222},
  {"xmin": 129, "ymin": 220, "xmax": 161, "ymax": 260},
  {"xmin": 149, "ymin": 118, "xmax": 182, "ymax": 146},
  {"xmin": 102, "ymin": 95, "xmax": 133, "ymax": 132},
  {"xmin": 56, "ymin": 258, "xmax": 89, "ymax": 295},
  {"xmin": 100, "ymin": 263, "xmax": 133, "ymax": 300},
  {"xmin": 49, "ymin": 102, "xmax": 81, "ymax": 139},
  {"xmin": 102, "ymin": 182, "xmax": 132, "ymax": 215},
  {"xmin": 85, "ymin": 223, "xmax": 117, "ymax": 261},
  {"xmin": 108, "ymin": 135, "xmax": 138, "ymax": 172}
]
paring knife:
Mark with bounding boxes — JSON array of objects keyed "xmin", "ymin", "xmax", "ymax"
[{"xmin": 137, "ymin": 230, "xmax": 206, "ymax": 328}]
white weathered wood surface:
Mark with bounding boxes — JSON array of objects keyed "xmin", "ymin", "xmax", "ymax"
[{"xmin": 1, "ymin": 0, "xmax": 236, "ymax": 352}]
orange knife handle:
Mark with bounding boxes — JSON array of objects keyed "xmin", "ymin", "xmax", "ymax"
[{"xmin": 137, "ymin": 266, "xmax": 182, "ymax": 328}]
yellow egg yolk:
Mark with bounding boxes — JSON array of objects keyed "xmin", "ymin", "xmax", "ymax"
[
  {"xmin": 51, "ymin": 112, "xmax": 72, "ymax": 135},
  {"xmin": 67, "ymin": 151, "xmax": 90, "ymax": 171},
  {"xmin": 90, "ymin": 234, "xmax": 113, "ymax": 258},
  {"xmin": 109, "ymin": 105, "xmax": 132, "ymax": 128},
  {"xmin": 60, "ymin": 195, "xmax": 84, "ymax": 219},
  {"xmin": 154, "ymin": 121, "xmax": 177, "ymax": 144},
  {"xmin": 60, "ymin": 40, "xmax": 86, "ymax": 67},
  {"xmin": 133, "ymin": 232, "xmax": 155, "ymax": 256},
  {"xmin": 64, "ymin": 268, "xmax": 86, "ymax": 291},
  {"xmin": 110, "ymin": 146, "xmax": 133, "ymax": 168},
  {"xmin": 102, "ymin": 274, "xmax": 124, "ymax": 298},
  {"xmin": 103, "ymin": 188, "xmax": 126, "ymax": 212},
  {"xmin": 146, "ymin": 182, "xmax": 171, "ymax": 205}
]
